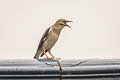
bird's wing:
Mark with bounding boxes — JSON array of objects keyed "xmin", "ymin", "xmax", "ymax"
[{"xmin": 36, "ymin": 27, "xmax": 51, "ymax": 52}]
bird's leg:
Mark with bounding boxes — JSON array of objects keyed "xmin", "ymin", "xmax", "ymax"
[
  {"xmin": 44, "ymin": 50, "xmax": 54, "ymax": 60},
  {"xmin": 44, "ymin": 50, "xmax": 50, "ymax": 64},
  {"xmin": 48, "ymin": 50, "xmax": 55, "ymax": 59},
  {"xmin": 48, "ymin": 50, "xmax": 61, "ymax": 60},
  {"xmin": 43, "ymin": 49, "xmax": 49, "ymax": 59}
]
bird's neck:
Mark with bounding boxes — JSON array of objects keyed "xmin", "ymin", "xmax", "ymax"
[{"xmin": 52, "ymin": 25, "xmax": 63, "ymax": 35}]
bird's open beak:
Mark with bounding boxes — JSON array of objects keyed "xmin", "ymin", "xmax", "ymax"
[
  {"xmin": 65, "ymin": 20, "xmax": 72, "ymax": 29},
  {"xmin": 66, "ymin": 24, "xmax": 72, "ymax": 29}
]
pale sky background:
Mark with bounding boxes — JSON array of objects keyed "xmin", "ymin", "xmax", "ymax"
[{"xmin": 0, "ymin": 0, "xmax": 120, "ymax": 59}]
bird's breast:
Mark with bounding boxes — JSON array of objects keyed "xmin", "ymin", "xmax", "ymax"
[
  {"xmin": 48, "ymin": 31, "xmax": 59, "ymax": 44},
  {"xmin": 43, "ymin": 31, "xmax": 59, "ymax": 50}
]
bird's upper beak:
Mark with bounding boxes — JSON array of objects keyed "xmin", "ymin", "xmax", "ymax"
[{"xmin": 65, "ymin": 20, "xmax": 72, "ymax": 29}]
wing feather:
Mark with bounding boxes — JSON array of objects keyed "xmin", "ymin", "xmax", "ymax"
[{"xmin": 36, "ymin": 27, "xmax": 50, "ymax": 52}]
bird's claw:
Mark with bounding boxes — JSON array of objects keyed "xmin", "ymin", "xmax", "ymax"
[
  {"xmin": 45, "ymin": 62, "xmax": 49, "ymax": 64},
  {"xmin": 56, "ymin": 58, "xmax": 61, "ymax": 60}
]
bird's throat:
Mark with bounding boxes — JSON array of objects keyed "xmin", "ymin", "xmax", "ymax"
[{"xmin": 53, "ymin": 26, "xmax": 63, "ymax": 35}]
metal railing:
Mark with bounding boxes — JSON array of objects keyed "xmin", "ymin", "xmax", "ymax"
[{"xmin": 0, "ymin": 59, "xmax": 120, "ymax": 80}]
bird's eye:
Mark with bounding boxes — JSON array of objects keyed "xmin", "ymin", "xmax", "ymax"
[{"xmin": 63, "ymin": 21, "xmax": 66, "ymax": 24}]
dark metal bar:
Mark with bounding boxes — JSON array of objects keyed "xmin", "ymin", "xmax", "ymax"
[{"xmin": 0, "ymin": 59, "xmax": 120, "ymax": 80}]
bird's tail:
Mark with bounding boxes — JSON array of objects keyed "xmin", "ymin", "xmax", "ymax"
[{"xmin": 34, "ymin": 49, "xmax": 43, "ymax": 59}]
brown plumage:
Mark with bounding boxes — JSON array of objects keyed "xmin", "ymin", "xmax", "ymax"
[{"xmin": 34, "ymin": 19, "xmax": 72, "ymax": 59}]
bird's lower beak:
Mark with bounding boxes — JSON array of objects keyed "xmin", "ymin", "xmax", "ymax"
[
  {"xmin": 66, "ymin": 24, "xmax": 72, "ymax": 29},
  {"xmin": 65, "ymin": 20, "xmax": 72, "ymax": 29}
]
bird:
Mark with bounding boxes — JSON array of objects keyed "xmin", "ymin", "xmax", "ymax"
[{"xmin": 34, "ymin": 19, "xmax": 72, "ymax": 59}]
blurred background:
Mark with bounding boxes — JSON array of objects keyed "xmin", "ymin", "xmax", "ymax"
[{"xmin": 0, "ymin": 0, "xmax": 120, "ymax": 59}]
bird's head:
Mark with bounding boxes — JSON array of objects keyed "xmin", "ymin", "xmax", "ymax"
[{"xmin": 55, "ymin": 19, "xmax": 72, "ymax": 29}]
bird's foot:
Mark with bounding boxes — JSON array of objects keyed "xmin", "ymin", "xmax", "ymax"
[
  {"xmin": 48, "ymin": 57, "xmax": 55, "ymax": 59},
  {"xmin": 44, "ymin": 57, "xmax": 55, "ymax": 60},
  {"xmin": 45, "ymin": 62, "xmax": 49, "ymax": 64},
  {"xmin": 55, "ymin": 57, "xmax": 61, "ymax": 60},
  {"xmin": 44, "ymin": 57, "xmax": 61, "ymax": 60},
  {"xmin": 44, "ymin": 57, "xmax": 54, "ymax": 64}
]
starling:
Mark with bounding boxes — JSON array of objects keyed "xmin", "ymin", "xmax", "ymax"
[{"xmin": 34, "ymin": 19, "xmax": 72, "ymax": 59}]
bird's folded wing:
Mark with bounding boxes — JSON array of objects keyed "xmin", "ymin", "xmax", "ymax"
[{"xmin": 36, "ymin": 27, "xmax": 51, "ymax": 51}]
